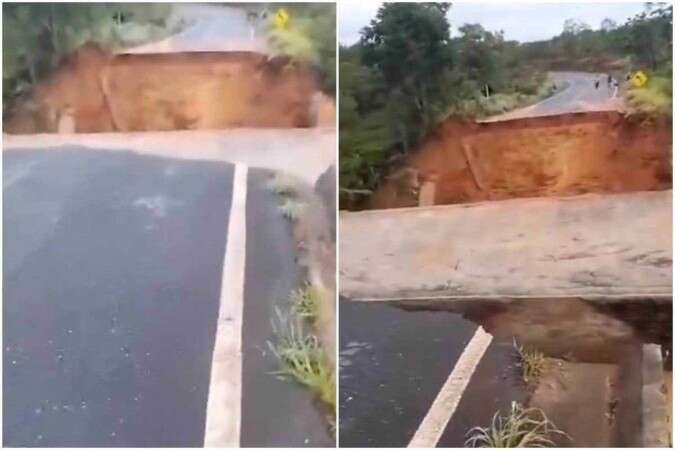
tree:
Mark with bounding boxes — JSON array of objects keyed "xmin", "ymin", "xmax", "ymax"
[
  {"xmin": 600, "ymin": 18, "xmax": 617, "ymax": 32},
  {"xmin": 624, "ymin": 3, "xmax": 673, "ymax": 69},
  {"xmin": 2, "ymin": 3, "xmax": 178, "ymax": 113},
  {"xmin": 456, "ymin": 23, "xmax": 507, "ymax": 91},
  {"xmin": 360, "ymin": 2, "xmax": 453, "ymax": 147},
  {"xmin": 562, "ymin": 18, "xmax": 591, "ymax": 35},
  {"xmin": 267, "ymin": 3, "xmax": 336, "ymax": 95}
]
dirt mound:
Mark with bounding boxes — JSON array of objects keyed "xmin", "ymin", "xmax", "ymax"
[
  {"xmin": 371, "ymin": 111, "xmax": 672, "ymax": 208},
  {"xmin": 4, "ymin": 44, "xmax": 320, "ymax": 134}
]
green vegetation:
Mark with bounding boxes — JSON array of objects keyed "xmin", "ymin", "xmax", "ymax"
[
  {"xmin": 266, "ymin": 172, "xmax": 306, "ymax": 221},
  {"xmin": 625, "ymin": 74, "xmax": 673, "ymax": 121},
  {"xmin": 3, "ymin": 3, "xmax": 179, "ymax": 114},
  {"xmin": 267, "ymin": 172, "xmax": 301, "ymax": 196},
  {"xmin": 278, "ymin": 196, "xmax": 306, "ymax": 221},
  {"xmin": 339, "ymin": 2, "xmax": 673, "ymax": 209},
  {"xmin": 268, "ymin": 307, "xmax": 336, "ymax": 413},
  {"xmin": 290, "ymin": 284, "xmax": 320, "ymax": 321},
  {"xmin": 2, "ymin": 2, "xmax": 336, "ymax": 120},
  {"xmin": 513, "ymin": 339, "xmax": 547, "ymax": 385},
  {"xmin": 267, "ymin": 171, "xmax": 335, "ymax": 430},
  {"xmin": 465, "ymin": 402, "xmax": 568, "ymax": 448},
  {"xmin": 266, "ymin": 3, "xmax": 336, "ymax": 95}
]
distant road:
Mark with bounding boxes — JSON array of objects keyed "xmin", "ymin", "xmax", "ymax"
[{"xmin": 480, "ymin": 71, "xmax": 624, "ymax": 123}]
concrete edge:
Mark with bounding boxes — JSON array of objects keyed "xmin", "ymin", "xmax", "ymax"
[
  {"xmin": 339, "ymin": 189, "xmax": 672, "ymax": 217},
  {"xmin": 345, "ymin": 293, "xmax": 674, "ymax": 304},
  {"xmin": 642, "ymin": 344, "xmax": 670, "ymax": 447}
]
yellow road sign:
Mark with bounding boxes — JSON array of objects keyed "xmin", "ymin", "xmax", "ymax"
[
  {"xmin": 273, "ymin": 8, "xmax": 290, "ymax": 30},
  {"xmin": 631, "ymin": 70, "xmax": 648, "ymax": 88}
]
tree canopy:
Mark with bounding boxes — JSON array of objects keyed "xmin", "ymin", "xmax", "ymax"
[
  {"xmin": 339, "ymin": 1, "xmax": 673, "ymax": 209},
  {"xmin": 3, "ymin": 3, "xmax": 178, "ymax": 112}
]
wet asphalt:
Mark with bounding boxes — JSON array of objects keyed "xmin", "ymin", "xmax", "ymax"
[
  {"xmin": 240, "ymin": 170, "xmax": 333, "ymax": 447},
  {"xmin": 339, "ymin": 298, "xmax": 526, "ymax": 448},
  {"xmin": 3, "ymin": 148, "xmax": 330, "ymax": 447}
]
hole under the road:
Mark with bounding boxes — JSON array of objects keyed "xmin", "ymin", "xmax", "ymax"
[{"xmin": 385, "ymin": 297, "xmax": 672, "ymax": 447}]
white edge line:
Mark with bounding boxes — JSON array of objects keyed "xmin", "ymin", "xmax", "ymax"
[
  {"xmin": 204, "ymin": 164, "xmax": 248, "ymax": 447},
  {"xmin": 408, "ymin": 327, "xmax": 493, "ymax": 448},
  {"xmin": 334, "ymin": 0, "xmax": 341, "ymax": 443}
]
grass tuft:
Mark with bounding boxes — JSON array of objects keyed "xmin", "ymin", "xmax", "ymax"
[
  {"xmin": 513, "ymin": 338, "xmax": 546, "ymax": 385},
  {"xmin": 290, "ymin": 284, "xmax": 320, "ymax": 321},
  {"xmin": 279, "ymin": 197, "xmax": 306, "ymax": 221},
  {"xmin": 267, "ymin": 173, "xmax": 301, "ymax": 197},
  {"xmin": 465, "ymin": 401, "xmax": 568, "ymax": 447},
  {"xmin": 268, "ymin": 308, "xmax": 336, "ymax": 410}
]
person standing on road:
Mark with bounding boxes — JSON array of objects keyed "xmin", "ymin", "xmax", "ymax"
[
  {"xmin": 612, "ymin": 79, "xmax": 620, "ymax": 98},
  {"xmin": 594, "ymin": 78, "xmax": 600, "ymax": 89}
]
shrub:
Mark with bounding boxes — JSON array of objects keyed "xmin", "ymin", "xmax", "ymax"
[
  {"xmin": 465, "ymin": 402, "xmax": 568, "ymax": 447},
  {"xmin": 290, "ymin": 284, "xmax": 320, "ymax": 321},
  {"xmin": 513, "ymin": 338, "xmax": 547, "ymax": 385},
  {"xmin": 279, "ymin": 197, "xmax": 305, "ymax": 221},
  {"xmin": 624, "ymin": 75, "xmax": 673, "ymax": 121},
  {"xmin": 268, "ymin": 308, "xmax": 335, "ymax": 410},
  {"xmin": 267, "ymin": 173, "xmax": 301, "ymax": 197}
]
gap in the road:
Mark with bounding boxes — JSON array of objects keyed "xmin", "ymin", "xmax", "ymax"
[{"xmin": 393, "ymin": 297, "xmax": 671, "ymax": 447}]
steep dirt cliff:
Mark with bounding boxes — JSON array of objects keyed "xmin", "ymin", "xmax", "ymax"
[
  {"xmin": 4, "ymin": 43, "xmax": 321, "ymax": 133},
  {"xmin": 371, "ymin": 111, "xmax": 672, "ymax": 209}
]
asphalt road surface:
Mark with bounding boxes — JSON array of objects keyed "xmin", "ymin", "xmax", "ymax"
[
  {"xmin": 3, "ymin": 147, "xmax": 332, "ymax": 447},
  {"xmin": 481, "ymin": 71, "xmax": 623, "ymax": 122},
  {"xmin": 339, "ymin": 298, "xmax": 526, "ymax": 447}
]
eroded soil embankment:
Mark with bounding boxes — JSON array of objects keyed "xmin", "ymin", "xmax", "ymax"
[
  {"xmin": 371, "ymin": 111, "xmax": 672, "ymax": 209},
  {"xmin": 4, "ymin": 44, "xmax": 324, "ymax": 134}
]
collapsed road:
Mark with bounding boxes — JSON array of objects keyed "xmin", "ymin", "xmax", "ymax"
[{"xmin": 340, "ymin": 71, "xmax": 672, "ymax": 447}]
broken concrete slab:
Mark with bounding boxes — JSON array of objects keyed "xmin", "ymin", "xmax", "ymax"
[{"xmin": 340, "ymin": 190, "xmax": 672, "ymax": 302}]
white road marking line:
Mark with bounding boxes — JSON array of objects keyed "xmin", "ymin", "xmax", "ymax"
[
  {"xmin": 204, "ymin": 164, "xmax": 248, "ymax": 447},
  {"xmin": 408, "ymin": 327, "xmax": 493, "ymax": 448}
]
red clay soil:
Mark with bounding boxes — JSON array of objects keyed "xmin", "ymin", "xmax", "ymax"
[
  {"xmin": 371, "ymin": 111, "xmax": 672, "ymax": 209},
  {"xmin": 5, "ymin": 44, "xmax": 115, "ymax": 134},
  {"xmin": 4, "ymin": 43, "xmax": 319, "ymax": 134}
]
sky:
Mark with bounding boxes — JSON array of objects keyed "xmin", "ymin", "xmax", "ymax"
[{"xmin": 339, "ymin": 1, "xmax": 647, "ymax": 45}]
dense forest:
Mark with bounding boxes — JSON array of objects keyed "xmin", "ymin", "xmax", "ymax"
[
  {"xmin": 2, "ymin": 3, "xmax": 335, "ymax": 117},
  {"xmin": 340, "ymin": 2, "xmax": 673, "ymax": 209}
]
